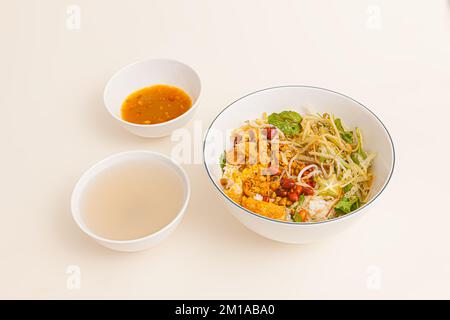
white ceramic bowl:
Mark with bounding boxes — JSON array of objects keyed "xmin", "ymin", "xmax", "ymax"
[
  {"xmin": 204, "ymin": 86, "xmax": 395, "ymax": 244},
  {"xmin": 104, "ymin": 59, "xmax": 201, "ymax": 138},
  {"xmin": 71, "ymin": 151, "xmax": 190, "ymax": 252}
]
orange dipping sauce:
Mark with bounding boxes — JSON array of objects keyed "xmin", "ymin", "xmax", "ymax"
[{"xmin": 121, "ymin": 84, "xmax": 192, "ymax": 125}]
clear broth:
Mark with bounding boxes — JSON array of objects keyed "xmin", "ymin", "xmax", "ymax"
[{"xmin": 81, "ymin": 159, "xmax": 185, "ymax": 241}]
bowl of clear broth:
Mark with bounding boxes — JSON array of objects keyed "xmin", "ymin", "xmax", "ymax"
[
  {"xmin": 71, "ymin": 150, "xmax": 190, "ymax": 251},
  {"xmin": 104, "ymin": 59, "xmax": 201, "ymax": 137}
]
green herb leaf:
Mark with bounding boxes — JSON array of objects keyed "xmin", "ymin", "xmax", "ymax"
[
  {"xmin": 351, "ymin": 153, "xmax": 360, "ymax": 165},
  {"xmin": 291, "ymin": 195, "xmax": 306, "ymax": 222},
  {"xmin": 268, "ymin": 111, "xmax": 303, "ymax": 136},
  {"xmin": 334, "ymin": 118, "xmax": 342, "ymax": 130},
  {"xmin": 355, "ymin": 127, "xmax": 367, "ymax": 159},
  {"xmin": 341, "ymin": 132, "xmax": 354, "ymax": 144},
  {"xmin": 293, "ymin": 212, "xmax": 303, "ymax": 222},
  {"xmin": 358, "ymin": 147, "xmax": 367, "ymax": 159},
  {"xmin": 351, "ymin": 128, "xmax": 368, "ymax": 165},
  {"xmin": 298, "ymin": 194, "xmax": 305, "ymax": 206},
  {"xmin": 343, "ymin": 184, "xmax": 353, "ymax": 193},
  {"xmin": 335, "ymin": 196, "xmax": 360, "ymax": 216},
  {"xmin": 219, "ymin": 152, "xmax": 226, "ymax": 171},
  {"xmin": 334, "ymin": 118, "xmax": 354, "ymax": 144}
]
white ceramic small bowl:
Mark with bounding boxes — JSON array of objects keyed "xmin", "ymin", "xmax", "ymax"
[
  {"xmin": 104, "ymin": 59, "xmax": 201, "ymax": 138},
  {"xmin": 71, "ymin": 151, "xmax": 190, "ymax": 252},
  {"xmin": 204, "ymin": 86, "xmax": 395, "ymax": 244}
]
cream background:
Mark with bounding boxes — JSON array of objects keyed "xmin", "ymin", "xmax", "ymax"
[{"xmin": 0, "ymin": 0, "xmax": 449, "ymax": 299}]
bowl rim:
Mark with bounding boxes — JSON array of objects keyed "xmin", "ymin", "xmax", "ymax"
[
  {"xmin": 103, "ymin": 58, "xmax": 202, "ymax": 128},
  {"xmin": 203, "ymin": 85, "xmax": 395, "ymax": 226},
  {"xmin": 71, "ymin": 150, "xmax": 191, "ymax": 244}
]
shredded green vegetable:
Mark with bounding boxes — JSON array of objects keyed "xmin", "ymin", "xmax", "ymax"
[{"xmin": 273, "ymin": 111, "xmax": 375, "ymax": 218}]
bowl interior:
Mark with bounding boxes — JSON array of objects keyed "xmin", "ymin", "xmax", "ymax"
[
  {"xmin": 204, "ymin": 86, "xmax": 394, "ymax": 219},
  {"xmin": 71, "ymin": 151, "xmax": 190, "ymax": 243},
  {"xmin": 104, "ymin": 59, "xmax": 201, "ymax": 119}
]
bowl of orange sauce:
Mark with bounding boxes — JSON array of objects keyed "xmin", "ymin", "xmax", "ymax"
[{"xmin": 104, "ymin": 59, "xmax": 201, "ymax": 137}]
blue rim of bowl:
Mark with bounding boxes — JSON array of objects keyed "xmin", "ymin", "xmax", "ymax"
[{"xmin": 203, "ymin": 85, "xmax": 396, "ymax": 226}]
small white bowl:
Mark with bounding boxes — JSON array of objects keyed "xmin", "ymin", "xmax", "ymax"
[
  {"xmin": 204, "ymin": 86, "xmax": 395, "ymax": 244},
  {"xmin": 71, "ymin": 151, "xmax": 190, "ymax": 252},
  {"xmin": 104, "ymin": 59, "xmax": 201, "ymax": 138}
]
